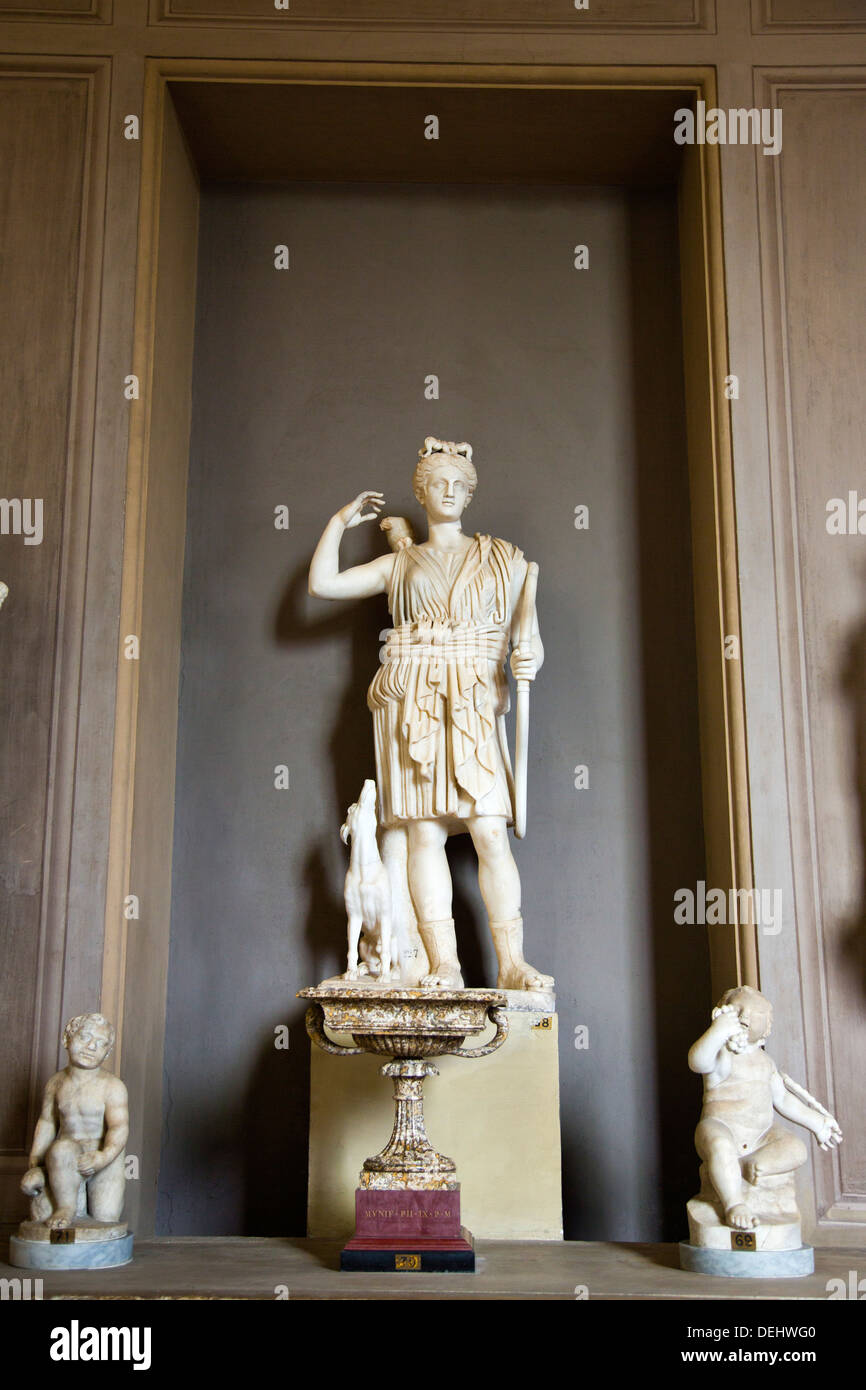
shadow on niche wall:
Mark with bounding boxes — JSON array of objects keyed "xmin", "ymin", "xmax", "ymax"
[
  {"xmin": 161, "ymin": 557, "xmax": 384, "ymax": 1239},
  {"xmin": 275, "ymin": 560, "xmax": 381, "ymax": 975},
  {"xmin": 628, "ymin": 192, "xmax": 709, "ymax": 1237},
  {"xmin": 241, "ymin": 559, "xmax": 385, "ymax": 1236},
  {"xmin": 559, "ymin": 191, "xmax": 710, "ymax": 1242}
]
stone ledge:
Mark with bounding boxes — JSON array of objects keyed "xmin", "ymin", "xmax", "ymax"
[{"xmin": 0, "ymin": 1236, "xmax": 859, "ymax": 1300}]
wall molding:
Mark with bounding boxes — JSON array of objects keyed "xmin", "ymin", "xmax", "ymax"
[
  {"xmin": 755, "ymin": 65, "xmax": 866, "ymax": 1235},
  {"xmin": 753, "ymin": 1, "xmax": 866, "ymax": 35},
  {"xmin": 0, "ymin": 57, "xmax": 111, "ymax": 1221},
  {"xmin": 149, "ymin": 0, "xmax": 715, "ymax": 35},
  {"xmin": 0, "ymin": 0, "xmax": 112, "ymax": 23}
]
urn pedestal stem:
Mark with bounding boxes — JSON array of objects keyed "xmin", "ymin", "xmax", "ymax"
[{"xmin": 361, "ymin": 1059, "xmax": 456, "ymax": 1189}]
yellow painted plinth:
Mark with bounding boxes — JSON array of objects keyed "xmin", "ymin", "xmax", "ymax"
[{"xmin": 307, "ymin": 1011, "xmax": 563, "ymax": 1241}]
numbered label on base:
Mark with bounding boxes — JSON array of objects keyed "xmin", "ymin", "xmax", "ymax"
[{"xmin": 395, "ymin": 1254, "xmax": 421, "ymax": 1270}]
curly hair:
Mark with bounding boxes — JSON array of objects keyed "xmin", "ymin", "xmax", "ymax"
[
  {"xmin": 63, "ymin": 1012, "xmax": 116, "ymax": 1053},
  {"xmin": 413, "ymin": 436, "xmax": 477, "ymax": 506}
]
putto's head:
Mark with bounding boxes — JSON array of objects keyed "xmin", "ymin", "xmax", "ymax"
[
  {"xmin": 717, "ymin": 985, "xmax": 773, "ymax": 1047},
  {"xmin": 413, "ymin": 437, "xmax": 476, "ymax": 522},
  {"xmin": 63, "ymin": 1012, "xmax": 116, "ymax": 1068}
]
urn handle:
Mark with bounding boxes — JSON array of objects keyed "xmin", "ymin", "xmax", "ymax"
[
  {"xmin": 443, "ymin": 1005, "xmax": 509, "ymax": 1058},
  {"xmin": 304, "ymin": 1002, "xmax": 366, "ymax": 1056}
]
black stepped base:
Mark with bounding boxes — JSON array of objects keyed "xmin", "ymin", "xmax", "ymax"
[{"xmin": 340, "ymin": 1247, "xmax": 475, "ymax": 1272}]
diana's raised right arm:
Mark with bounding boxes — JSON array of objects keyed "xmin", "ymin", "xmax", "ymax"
[{"xmin": 308, "ymin": 490, "xmax": 396, "ymax": 601}]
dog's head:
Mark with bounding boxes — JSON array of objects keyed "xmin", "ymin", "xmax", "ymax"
[{"xmin": 341, "ymin": 779, "xmax": 377, "ymax": 843}]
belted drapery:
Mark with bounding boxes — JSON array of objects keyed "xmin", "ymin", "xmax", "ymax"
[
  {"xmin": 368, "ymin": 533, "xmax": 520, "ymax": 827},
  {"xmin": 370, "ymin": 617, "xmax": 509, "ymax": 803}
]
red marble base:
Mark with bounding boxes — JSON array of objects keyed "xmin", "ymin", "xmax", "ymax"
[
  {"xmin": 341, "ymin": 1188, "xmax": 476, "ymax": 1271},
  {"xmin": 352, "ymin": 1188, "xmax": 461, "ymax": 1239}
]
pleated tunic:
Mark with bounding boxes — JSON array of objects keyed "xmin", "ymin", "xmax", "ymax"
[{"xmin": 367, "ymin": 533, "xmax": 522, "ymax": 830}]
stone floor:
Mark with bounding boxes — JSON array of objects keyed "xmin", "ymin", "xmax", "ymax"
[{"xmin": 0, "ymin": 1236, "xmax": 859, "ymax": 1300}]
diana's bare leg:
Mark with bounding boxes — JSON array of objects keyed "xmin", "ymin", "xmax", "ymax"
[
  {"xmin": 467, "ymin": 816, "xmax": 554, "ymax": 991},
  {"xmin": 407, "ymin": 819, "xmax": 463, "ymax": 988}
]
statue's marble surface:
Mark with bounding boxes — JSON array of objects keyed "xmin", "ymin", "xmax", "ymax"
[
  {"xmin": 682, "ymin": 986, "xmax": 842, "ymax": 1274},
  {"xmin": 309, "ymin": 437, "xmax": 554, "ymax": 999},
  {"xmin": 10, "ymin": 1012, "xmax": 132, "ymax": 1271}
]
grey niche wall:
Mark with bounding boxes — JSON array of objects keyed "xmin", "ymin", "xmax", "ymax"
[{"xmin": 156, "ymin": 180, "xmax": 708, "ymax": 1240}]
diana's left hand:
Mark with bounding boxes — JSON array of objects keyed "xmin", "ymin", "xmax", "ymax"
[{"xmin": 510, "ymin": 648, "xmax": 537, "ymax": 682}]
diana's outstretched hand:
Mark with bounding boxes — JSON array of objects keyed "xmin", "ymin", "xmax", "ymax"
[{"xmin": 338, "ymin": 491, "xmax": 385, "ymax": 528}]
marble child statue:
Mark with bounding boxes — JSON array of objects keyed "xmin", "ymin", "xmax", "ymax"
[
  {"xmin": 309, "ymin": 437, "xmax": 553, "ymax": 994},
  {"xmin": 687, "ymin": 986, "xmax": 842, "ymax": 1242},
  {"xmin": 21, "ymin": 1013, "xmax": 129, "ymax": 1231}
]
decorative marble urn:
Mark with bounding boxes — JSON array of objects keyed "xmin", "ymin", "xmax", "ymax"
[{"xmin": 298, "ymin": 984, "xmax": 508, "ymax": 1269}]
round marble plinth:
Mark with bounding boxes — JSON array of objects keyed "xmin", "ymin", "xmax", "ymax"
[
  {"xmin": 10, "ymin": 1234, "xmax": 133, "ymax": 1270},
  {"xmin": 679, "ymin": 1241, "xmax": 814, "ymax": 1279}
]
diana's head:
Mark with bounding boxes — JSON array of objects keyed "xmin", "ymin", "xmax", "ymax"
[{"xmin": 412, "ymin": 438, "xmax": 476, "ymax": 524}]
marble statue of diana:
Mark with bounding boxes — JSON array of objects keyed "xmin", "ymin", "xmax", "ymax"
[{"xmin": 309, "ymin": 437, "xmax": 553, "ymax": 996}]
